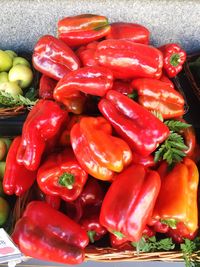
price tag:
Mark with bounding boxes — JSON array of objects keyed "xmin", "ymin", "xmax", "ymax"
[{"xmin": 0, "ymin": 228, "xmax": 23, "ymax": 265}]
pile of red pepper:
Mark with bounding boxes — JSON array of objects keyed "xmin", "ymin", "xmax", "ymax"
[{"xmin": 2, "ymin": 14, "xmax": 200, "ymax": 265}]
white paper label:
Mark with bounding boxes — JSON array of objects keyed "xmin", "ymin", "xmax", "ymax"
[{"xmin": 0, "ymin": 228, "xmax": 23, "ymax": 265}]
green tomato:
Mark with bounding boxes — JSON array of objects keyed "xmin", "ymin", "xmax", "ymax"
[
  {"xmin": 13, "ymin": 57, "xmax": 31, "ymax": 68},
  {"xmin": 5, "ymin": 50, "xmax": 17, "ymax": 59},
  {"xmin": 0, "ymin": 162, "xmax": 6, "ymax": 180},
  {"xmin": 0, "ymin": 197, "xmax": 9, "ymax": 226},
  {"xmin": 8, "ymin": 65, "xmax": 33, "ymax": 89},
  {"xmin": 0, "ymin": 50, "xmax": 13, "ymax": 72},
  {"xmin": 0, "ymin": 72, "xmax": 9, "ymax": 84},
  {"xmin": 0, "ymin": 140, "xmax": 7, "ymax": 161},
  {"xmin": 0, "ymin": 82, "xmax": 23, "ymax": 96}
]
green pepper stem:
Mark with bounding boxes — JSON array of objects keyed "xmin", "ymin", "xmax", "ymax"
[
  {"xmin": 58, "ymin": 172, "xmax": 75, "ymax": 189},
  {"xmin": 112, "ymin": 230, "xmax": 125, "ymax": 239},
  {"xmin": 170, "ymin": 54, "xmax": 180, "ymax": 67},
  {"xmin": 88, "ymin": 231, "xmax": 96, "ymax": 243}
]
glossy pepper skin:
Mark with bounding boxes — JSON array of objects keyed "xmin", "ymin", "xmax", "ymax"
[
  {"xmin": 100, "ymin": 164, "xmax": 161, "ymax": 242},
  {"xmin": 45, "ymin": 195, "xmax": 61, "ymax": 210},
  {"xmin": 70, "ymin": 116, "xmax": 132, "ymax": 181},
  {"xmin": 159, "ymin": 43, "xmax": 186, "ymax": 78},
  {"xmin": 99, "ymin": 90, "xmax": 170, "ymax": 156},
  {"xmin": 76, "ymin": 42, "xmax": 98, "ymax": 67},
  {"xmin": 3, "ymin": 136, "xmax": 36, "ymax": 196},
  {"xmin": 39, "ymin": 74, "xmax": 57, "ymax": 100},
  {"xmin": 12, "ymin": 201, "xmax": 89, "ymax": 265},
  {"xmin": 80, "ymin": 213, "xmax": 107, "ymax": 243},
  {"xmin": 58, "ymin": 14, "xmax": 111, "ymax": 47},
  {"xmin": 152, "ymin": 157, "xmax": 199, "ymax": 237},
  {"xmin": 37, "ymin": 149, "xmax": 88, "ymax": 202},
  {"xmin": 106, "ymin": 22, "xmax": 150, "ymax": 44},
  {"xmin": 17, "ymin": 100, "xmax": 68, "ymax": 171},
  {"xmin": 131, "ymin": 78, "xmax": 185, "ymax": 119},
  {"xmin": 95, "ymin": 39, "xmax": 163, "ymax": 79},
  {"xmin": 32, "ymin": 35, "xmax": 80, "ymax": 81}
]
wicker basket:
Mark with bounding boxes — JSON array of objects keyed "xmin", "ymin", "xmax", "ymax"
[{"xmin": 183, "ymin": 52, "xmax": 200, "ymax": 102}]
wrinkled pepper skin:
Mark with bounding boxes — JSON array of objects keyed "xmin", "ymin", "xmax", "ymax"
[
  {"xmin": 99, "ymin": 90, "xmax": 170, "ymax": 156},
  {"xmin": 17, "ymin": 100, "xmax": 68, "ymax": 171},
  {"xmin": 76, "ymin": 42, "xmax": 98, "ymax": 67},
  {"xmin": 152, "ymin": 157, "xmax": 199, "ymax": 236},
  {"xmin": 58, "ymin": 14, "xmax": 111, "ymax": 47},
  {"xmin": 70, "ymin": 116, "xmax": 132, "ymax": 181},
  {"xmin": 37, "ymin": 149, "xmax": 88, "ymax": 202},
  {"xmin": 3, "ymin": 136, "xmax": 36, "ymax": 196},
  {"xmin": 131, "ymin": 78, "xmax": 185, "ymax": 119},
  {"xmin": 39, "ymin": 74, "xmax": 57, "ymax": 100},
  {"xmin": 106, "ymin": 22, "xmax": 150, "ymax": 44},
  {"xmin": 32, "ymin": 35, "xmax": 80, "ymax": 80},
  {"xmin": 100, "ymin": 164, "xmax": 161, "ymax": 242},
  {"xmin": 95, "ymin": 39, "xmax": 163, "ymax": 79},
  {"xmin": 80, "ymin": 213, "xmax": 107, "ymax": 243},
  {"xmin": 159, "ymin": 43, "xmax": 186, "ymax": 78},
  {"xmin": 12, "ymin": 201, "xmax": 89, "ymax": 265}
]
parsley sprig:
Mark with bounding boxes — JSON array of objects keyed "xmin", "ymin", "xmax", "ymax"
[
  {"xmin": 0, "ymin": 91, "xmax": 37, "ymax": 108},
  {"xmin": 181, "ymin": 238, "xmax": 200, "ymax": 267},
  {"xmin": 154, "ymin": 119, "xmax": 191, "ymax": 165}
]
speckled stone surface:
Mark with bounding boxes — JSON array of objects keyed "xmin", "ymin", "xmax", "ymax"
[{"xmin": 0, "ymin": 0, "xmax": 200, "ymax": 54}]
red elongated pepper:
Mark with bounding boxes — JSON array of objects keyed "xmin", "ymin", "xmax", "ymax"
[
  {"xmin": 100, "ymin": 164, "xmax": 161, "ymax": 242},
  {"xmin": 112, "ymin": 80, "xmax": 133, "ymax": 96},
  {"xmin": 95, "ymin": 39, "xmax": 163, "ymax": 79},
  {"xmin": 76, "ymin": 42, "xmax": 98, "ymax": 67},
  {"xmin": 106, "ymin": 22, "xmax": 150, "ymax": 44},
  {"xmin": 58, "ymin": 14, "xmax": 111, "ymax": 47},
  {"xmin": 159, "ymin": 43, "xmax": 186, "ymax": 78},
  {"xmin": 3, "ymin": 136, "xmax": 36, "ymax": 196},
  {"xmin": 17, "ymin": 100, "xmax": 68, "ymax": 171},
  {"xmin": 32, "ymin": 35, "xmax": 80, "ymax": 80},
  {"xmin": 131, "ymin": 78, "xmax": 185, "ymax": 119},
  {"xmin": 99, "ymin": 90, "xmax": 170, "ymax": 156},
  {"xmin": 12, "ymin": 201, "xmax": 89, "ymax": 264},
  {"xmin": 131, "ymin": 152, "xmax": 156, "ymax": 167},
  {"xmin": 80, "ymin": 213, "xmax": 107, "ymax": 243},
  {"xmin": 45, "ymin": 195, "xmax": 61, "ymax": 210},
  {"xmin": 39, "ymin": 74, "xmax": 57, "ymax": 100},
  {"xmin": 37, "ymin": 149, "xmax": 88, "ymax": 202},
  {"xmin": 159, "ymin": 74, "xmax": 174, "ymax": 89},
  {"xmin": 71, "ymin": 116, "xmax": 132, "ymax": 180}
]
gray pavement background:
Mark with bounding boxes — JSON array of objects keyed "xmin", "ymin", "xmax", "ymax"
[{"xmin": 0, "ymin": 0, "xmax": 199, "ymax": 266}]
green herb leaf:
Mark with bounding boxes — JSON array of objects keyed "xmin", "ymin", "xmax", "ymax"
[
  {"xmin": 154, "ymin": 131, "xmax": 188, "ymax": 165},
  {"xmin": 0, "ymin": 91, "xmax": 37, "ymax": 108},
  {"xmin": 160, "ymin": 219, "xmax": 177, "ymax": 229},
  {"xmin": 132, "ymin": 237, "xmax": 175, "ymax": 253},
  {"xmin": 181, "ymin": 239, "xmax": 196, "ymax": 267},
  {"xmin": 165, "ymin": 120, "xmax": 191, "ymax": 132},
  {"xmin": 151, "ymin": 110, "xmax": 164, "ymax": 122}
]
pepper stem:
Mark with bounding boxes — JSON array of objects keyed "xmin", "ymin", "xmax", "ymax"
[
  {"xmin": 170, "ymin": 54, "xmax": 180, "ymax": 67},
  {"xmin": 88, "ymin": 231, "xmax": 96, "ymax": 243},
  {"xmin": 112, "ymin": 230, "xmax": 125, "ymax": 239},
  {"xmin": 58, "ymin": 172, "xmax": 75, "ymax": 189}
]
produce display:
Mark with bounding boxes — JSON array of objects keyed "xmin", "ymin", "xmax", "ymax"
[{"xmin": 0, "ymin": 13, "xmax": 200, "ymax": 267}]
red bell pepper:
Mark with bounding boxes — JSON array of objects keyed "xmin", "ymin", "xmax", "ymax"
[
  {"xmin": 3, "ymin": 136, "xmax": 36, "ymax": 196},
  {"xmin": 12, "ymin": 201, "xmax": 89, "ymax": 264},
  {"xmin": 159, "ymin": 74, "xmax": 174, "ymax": 89},
  {"xmin": 100, "ymin": 164, "xmax": 161, "ymax": 242},
  {"xmin": 131, "ymin": 152, "xmax": 156, "ymax": 167},
  {"xmin": 99, "ymin": 90, "xmax": 170, "ymax": 156},
  {"xmin": 32, "ymin": 35, "xmax": 80, "ymax": 80},
  {"xmin": 58, "ymin": 14, "xmax": 111, "ymax": 47},
  {"xmin": 80, "ymin": 213, "xmax": 107, "ymax": 243},
  {"xmin": 159, "ymin": 43, "xmax": 186, "ymax": 78},
  {"xmin": 64, "ymin": 177, "xmax": 105, "ymax": 222},
  {"xmin": 17, "ymin": 100, "xmax": 68, "ymax": 171},
  {"xmin": 76, "ymin": 42, "xmax": 98, "ymax": 67},
  {"xmin": 95, "ymin": 39, "xmax": 163, "ymax": 79},
  {"xmin": 37, "ymin": 149, "xmax": 88, "ymax": 202},
  {"xmin": 39, "ymin": 74, "xmax": 57, "ymax": 100},
  {"xmin": 112, "ymin": 80, "xmax": 133, "ymax": 96},
  {"xmin": 106, "ymin": 22, "xmax": 150, "ymax": 44},
  {"xmin": 131, "ymin": 78, "xmax": 185, "ymax": 119},
  {"xmin": 70, "ymin": 116, "xmax": 132, "ymax": 180}
]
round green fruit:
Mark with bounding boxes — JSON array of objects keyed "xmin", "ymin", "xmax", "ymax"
[
  {"xmin": 13, "ymin": 57, "xmax": 31, "ymax": 68},
  {"xmin": 0, "ymin": 72, "xmax": 9, "ymax": 84},
  {"xmin": 0, "ymin": 82, "xmax": 23, "ymax": 96},
  {"xmin": 5, "ymin": 50, "xmax": 17, "ymax": 59},
  {"xmin": 8, "ymin": 65, "xmax": 33, "ymax": 89},
  {"xmin": 0, "ymin": 197, "xmax": 9, "ymax": 226},
  {"xmin": 0, "ymin": 50, "xmax": 13, "ymax": 72}
]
